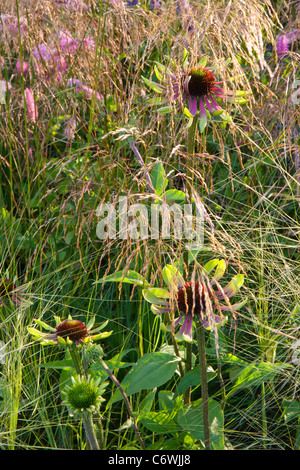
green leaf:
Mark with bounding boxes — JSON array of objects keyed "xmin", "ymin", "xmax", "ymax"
[
  {"xmin": 225, "ymin": 356, "xmax": 293, "ymax": 398},
  {"xmin": 198, "ymin": 115, "xmax": 207, "ymax": 133},
  {"xmin": 175, "ymin": 366, "xmax": 216, "ymax": 396},
  {"xmin": 142, "ymin": 76, "xmax": 163, "ymax": 93},
  {"xmin": 177, "ymin": 398, "xmax": 224, "ymax": 449},
  {"xmin": 143, "ymin": 287, "xmax": 171, "ymax": 305},
  {"xmin": 109, "ymin": 352, "xmax": 181, "ymax": 404},
  {"xmin": 282, "ymin": 399, "xmax": 300, "ymax": 423},
  {"xmin": 202, "ymin": 259, "xmax": 220, "ymax": 276},
  {"xmin": 162, "ymin": 265, "xmax": 185, "ymax": 290},
  {"xmin": 157, "ymin": 106, "xmax": 173, "ymax": 114},
  {"xmin": 150, "ymin": 162, "xmax": 168, "ymax": 197},
  {"xmin": 141, "ymin": 410, "xmax": 180, "ymax": 434},
  {"xmin": 164, "ymin": 189, "xmax": 187, "ymax": 204},
  {"xmin": 39, "ymin": 359, "xmax": 74, "ymax": 370},
  {"xmin": 95, "ymin": 270, "xmax": 149, "ymax": 287}
]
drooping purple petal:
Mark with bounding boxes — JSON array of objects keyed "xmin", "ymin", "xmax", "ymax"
[
  {"xmin": 151, "ymin": 304, "xmax": 172, "ymax": 315},
  {"xmin": 204, "ymin": 96, "xmax": 214, "ymax": 113},
  {"xmin": 208, "ymin": 94, "xmax": 222, "ymax": 111},
  {"xmin": 177, "ymin": 314, "xmax": 193, "ymax": 341},
  {"xmin": 189, "ymin": 95, "xmax": 197, "ymax": 116},
  {"xmin": 213, "ymin": 299, "xmax": 247, "ymax": 312},
  {"xmin": 199, "ymin": 97, "xmax": 206, "ymax": 119},
  {"xmin": 201, "ymin": 314, "xmax": 223, "ymax": 329},
  {"xmin": 165, "ymin": 315, "xmax": 184, "ymax": 330}
]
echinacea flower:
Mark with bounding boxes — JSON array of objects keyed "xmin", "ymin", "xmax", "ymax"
[
  {"xmin": 276, "ymin": 29, "xmax": 299, "ymax": 57},
  {"xmin": 142, "ymin": 260, "xmax": 246, "ymax": 342},
  {"xmin": 143, "ymin": 57, "xmax": 248, "ymax": 130},
  {"xmin": 28, "ymin": 315, "xmax": 112, "ymax": 346},
  {"xmin": 61, "ymin": 374, "xmax": 107, "ymax": 418}
]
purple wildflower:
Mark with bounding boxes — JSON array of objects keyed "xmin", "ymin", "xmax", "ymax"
[
  {"xmin": 53, "ymin": 0, "xmax": 88, "ymax": 12},
  {"xmin": 127, "ymin": 0, "xmax": 139, "ymax": 5},
  {"xmin": 64, "ymin": 116, "xmax": 78, "ymax": 141},
  {"xmin": 67, "ymin": 78, "xmax": 103, "ymax": 102},
  {"xmin": 33, "ymin": 44, "xmax": 67, "ymax": 82},
  {"xmin": 276, "ymin": 29, "xmax": 300, "ymax": 57},
  {"xmin": 176, "ymin": 0, "xmax": 194, "ymax": 33},
  {"xmin": 0, "ymin": 14, "xmax": 28, "ymax": 37},
  {"xmin": 149, "ymin": 0, "xmax": 162, "ymax": 9}
]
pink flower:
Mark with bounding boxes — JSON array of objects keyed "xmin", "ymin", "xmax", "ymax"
[
  {"xmin": 276, "ymin": 29, "xmax": 300, "ymax": 57},
  {"xmin": 24, "ymin": 88, "xmax": 38, "ymax": 123},
  {"xmin": 0, "ymin": 14, "xmax": 28, "ymax": 37},
  {"xmin": 58, "ymin": 31, "xmax": 79, "ymax": 54},
  {"xmin": 67, "ymin": 78, "xmax": 103, "ymax": 102},
  {"xmin": 33, "ymin": 44, "xmax": 67, "ymax": 82},
  {"xmin": 53, "ymin": 0, "xmax": 88, "ymax": 12},
  {"xmin": 64, "ymin": 116, "xmax": 78, "ymax": 141},
  {"xmin": 16, "ymin": 60, "xmax": 29, "ymax": 76}
]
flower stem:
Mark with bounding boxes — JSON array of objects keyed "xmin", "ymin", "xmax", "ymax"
[
  {"xmin": 186, "ymin": 114, "xmax": 198, "ymax": 193},
  {"xmin": 82, "ymin": 413, "xmax": 100, "ymax": 450},
  {"xmin": 99, "ymin": 358, "xmax": 146, "ymax": 450},
  {"xmin": 195, "ymin": 318, "xmax": 210, "ymax": 450},
  {"xmin": 183, "ymin": 114, "xmax": 198, "ymax": 404},
  {"xmin": 68, "ymin": 345, "xmax": 100, "ymax": 450}
]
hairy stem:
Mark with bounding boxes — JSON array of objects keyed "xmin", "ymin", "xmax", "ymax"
[
  {"xmin": 68, "ymin": 345, "xmax": 100, "ymax": 450},
  {"xmin": 195, "ymin": 318, "xmax": 210, "ymax": 450}
]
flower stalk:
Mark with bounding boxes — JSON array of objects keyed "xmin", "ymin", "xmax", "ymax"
[
  {"xmin": 67, "ymin": 345, "xmax": 100, "ymax": 450},
  {"xmin": 195, "ymin": 318, "xmax": 210, "ymax": 450}
]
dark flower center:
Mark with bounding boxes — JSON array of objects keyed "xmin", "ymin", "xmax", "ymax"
[
  {"xmin": 67, "ymin": 383, "xmax": 98, "ymax": 410},
  {"xmin": 185, "ymin": 67, "xmax": 216, "ymax": 97},
  {"xmin": 177, "ymin": 281, "xmax": 207, "ymax": 316},
  {"xmin": 56, "ymin": 319, "xmax": 88, "ymax": 342}
]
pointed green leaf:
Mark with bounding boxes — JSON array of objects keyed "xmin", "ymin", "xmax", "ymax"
[
  {"xmin": 162, "ymin": 265, "xmax": 185, "ymax": 290},
  {"xmin": 95, "ymin": 270, "xmax": 149, "ymax": 287},
  {"xmin": 143, "ymin": 288, "xmax": 170, "ymax": 305}
]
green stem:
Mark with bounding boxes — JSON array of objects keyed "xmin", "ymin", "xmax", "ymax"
[
  {"xmin": 195, "ymin": 318, "xmax": 210, "ymax": 450},
  {"xmin": 68, "ymin": 345, "xmax": 100, "ymax": 450},
  {"xmin": 82, "ymin": 413, "xmax": 100, "ymax": 450},
  {"xmin": 183, "ymin": 115, "xmax": 198, "ymax": 404},
  {"xmin": 99, "ymin": 358, "xmax": 146, "ymax": 450}
]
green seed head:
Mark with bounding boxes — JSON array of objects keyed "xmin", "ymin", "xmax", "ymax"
[{"xmin": 62, "ymin": 375, "xmax": 106, "ymax": 418}]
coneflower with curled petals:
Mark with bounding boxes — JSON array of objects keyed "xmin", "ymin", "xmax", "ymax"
[
  {"xmin": 28, "ymin": 315, "xmax": 112, "ymax": 346},
  {"xmin": 143, "ymin": 260, "xmax": 246, "ymax": 342},
  {"xmin": 143, "ymin": 57, "xmax": 248, "ymax": 131}
]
